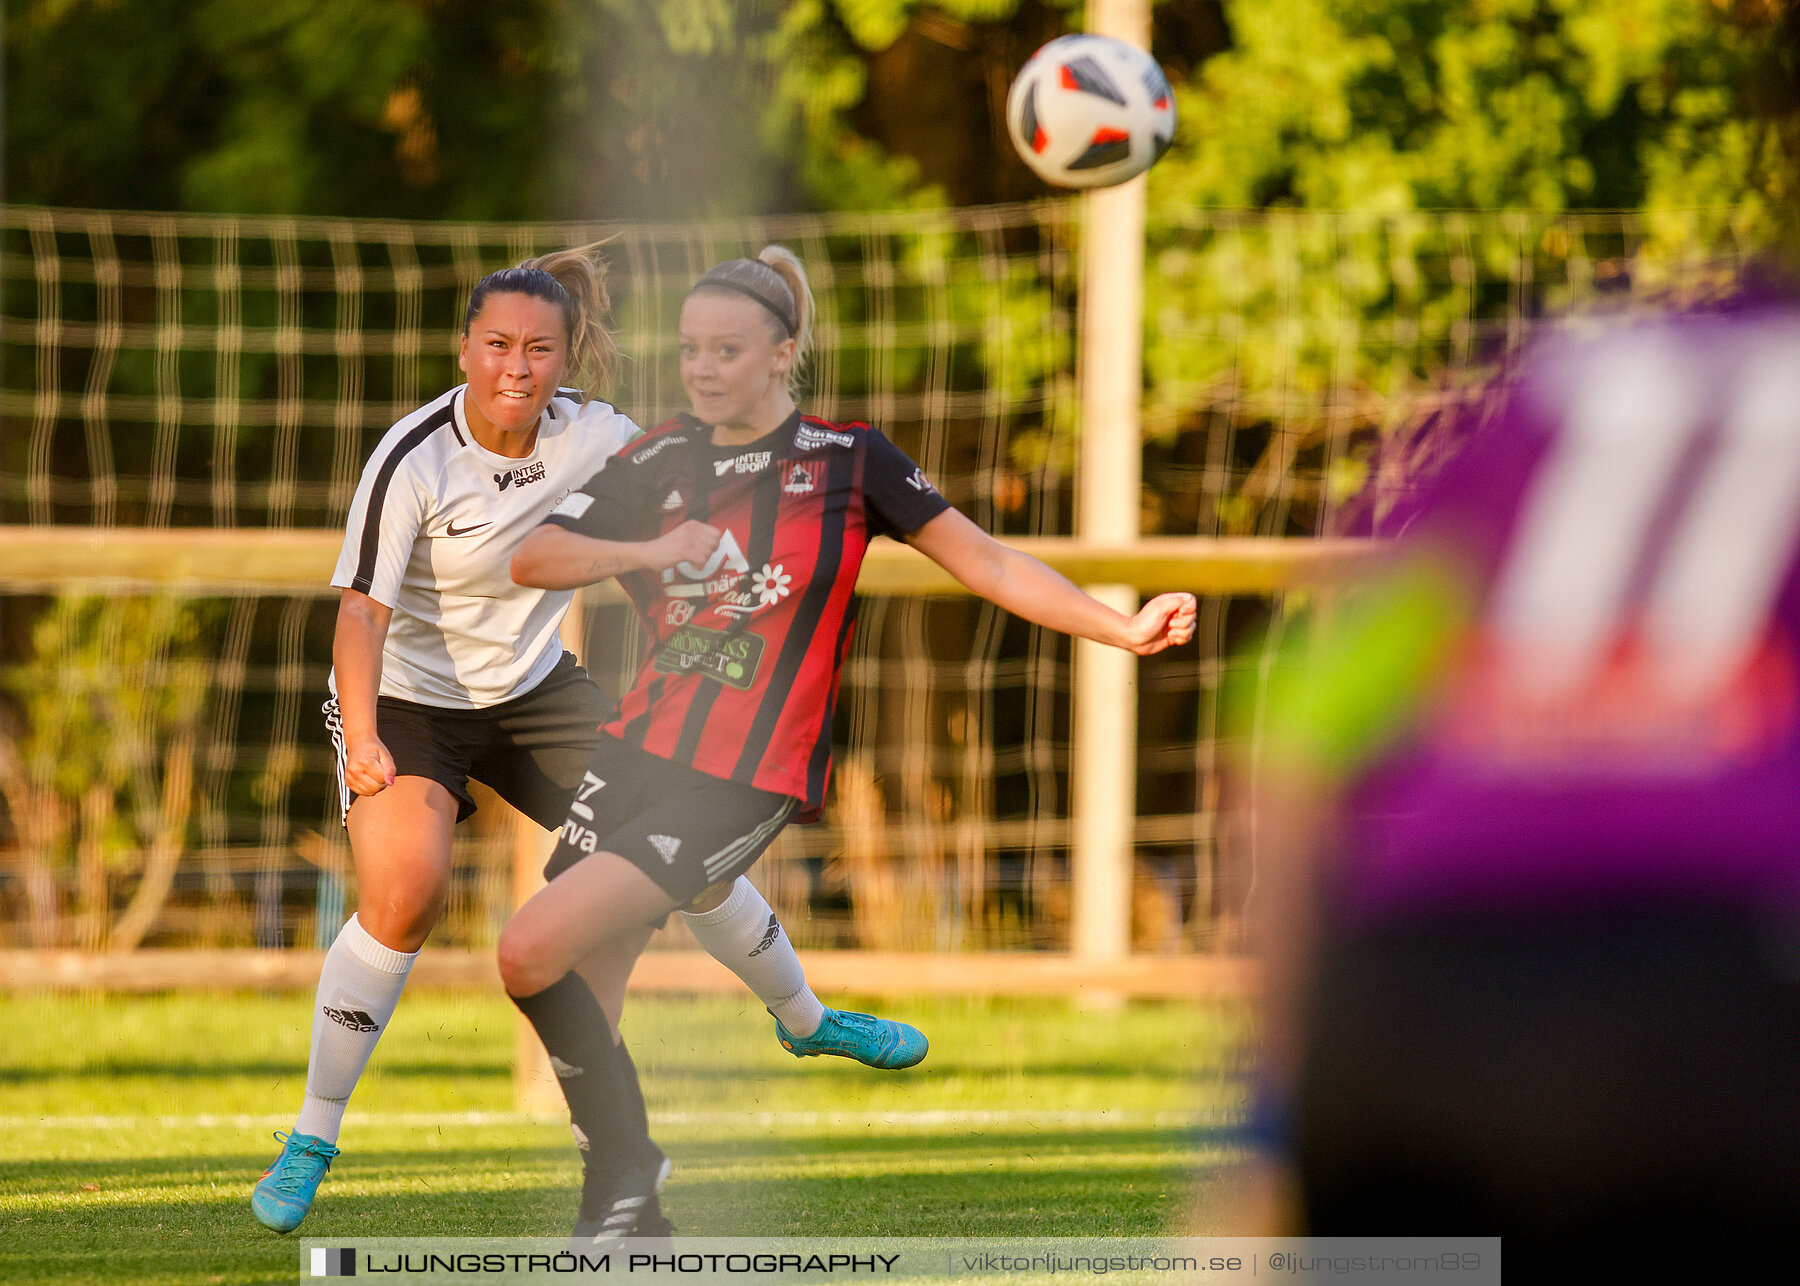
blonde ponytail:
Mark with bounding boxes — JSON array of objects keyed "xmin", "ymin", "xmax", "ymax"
[{"xmin": 755, "ymin": 245, "xmax": 815, "ymax": 382}]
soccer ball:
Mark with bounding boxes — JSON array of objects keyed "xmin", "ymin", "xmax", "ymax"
[{"xmin": 1005, "ymin": 34, "xmax": 1176, "ymax": 190}]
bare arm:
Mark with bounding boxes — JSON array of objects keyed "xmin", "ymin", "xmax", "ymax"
[
  {"xmin": 904, "ymin": 508, "xmax": 1197, "ymax": 654},
  {"xmin": 511, "ymin": 521, "xmax": 723, "ymax": 590},
  {"xmin": 333, "ymin": 588, "xmax": 397, "ymax": 797}
]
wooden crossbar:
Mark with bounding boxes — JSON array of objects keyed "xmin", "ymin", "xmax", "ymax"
[
  {"xmin": 0, "ymin": 948, "xmax": 1257, "ymax": 998},
  {"xmin": 0, "ymin": 526, "xmax": 1382, "ymax": 596}
]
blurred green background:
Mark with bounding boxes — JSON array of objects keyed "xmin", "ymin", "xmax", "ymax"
[{"xmin": 8, "ymin": 0, "xmax": 1796, "ymax": 232}]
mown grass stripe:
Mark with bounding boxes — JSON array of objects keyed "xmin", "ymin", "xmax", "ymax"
[{"xmin": 0, "ymin": 1107, "xmax": 1224, "ymax": 1130}]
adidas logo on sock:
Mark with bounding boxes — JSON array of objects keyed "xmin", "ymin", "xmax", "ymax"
[
  {"xmin": 747, "ymin": 913, "xmax": 782, "ymax": 957},
  {"xmin": 550, "ymin": 1055, "xmax": 585, "ymax": 1080},
  {"xmin": 647, "ymin": 834, "xmax": 682, "ymax": 863},
  {"xmin": 323, "ymin": 1006, "xmax": 379, "ymax": 1032}
]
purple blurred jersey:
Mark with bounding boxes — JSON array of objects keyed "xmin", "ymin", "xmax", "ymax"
[{"xmin": 1342, "ymin": 307, "xmax": 1800, "ymax": 923}]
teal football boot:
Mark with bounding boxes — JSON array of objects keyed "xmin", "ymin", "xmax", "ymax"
[
  {"xmin": 774, "ymin": 1007, "xmax": 928, "ymax": 1069},
  {"xmin": 251, "ymin": 1130, "xmax": 340, "ymax": 1233}
]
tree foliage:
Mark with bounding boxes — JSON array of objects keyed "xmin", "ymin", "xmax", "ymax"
[
  {"xmin": 1156, "ymin": 1, "xmax": 1793, "ymax": 234},
  {"xmin": 1130, "ymin": 0, "xmax": 1799, "ymax": 533},
  {"xmin": 9, "ymin": 1, "xmax": 542, "ymax": 217},
  {"xmin": 11, "ymin": 2, "xmax": 1792, "ymax": 227},
  {"xmin": 0, "ymin": 596, "xmax": 215, "ymax": 947}
]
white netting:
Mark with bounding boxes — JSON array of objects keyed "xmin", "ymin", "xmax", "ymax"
[
  {"xmin": 1, "ymin": 205, "xmax": 1079, "ymax": 533},
  {"xmin": 0, "ymin": 202, "xmax": 1751, "ymax": 952}
]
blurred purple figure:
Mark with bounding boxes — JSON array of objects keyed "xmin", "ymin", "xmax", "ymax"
[{"xmin": 1248, "ymin": 299, "xmax": 1800, "ymax": 1268}]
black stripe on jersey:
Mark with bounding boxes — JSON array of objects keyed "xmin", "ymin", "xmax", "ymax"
[
  {"xmin": 806, "ymin": 596, "xmax": 860, "ymax": 804},
  {"xmin": 665, "ymin": 430, "xmax": 727, "ymax": 761},
  {"xmin": 622, "ymin": 674, "xmax": 665, "ymax": 748},
  {"xmin": 620, "ymin": 431, "xmax": 704, "ymax": 749},
  {"xmin": 686, "ymin": 430, "xmax": 716, "ymax": 524},
  {"xmin": 350, "ymin": 405, "xmax": 455, "ymax": 595},
  {"xmin": 673, "ymin": 446, "xmax": 784, "ymax": 767},
  {"xmin": 450, "ymin": 415, "xmax": 466, "ymax": 447},
  {"xmin": 615, "ymin": 582, "xmax": 663, "ymax": 748},
  {"xmin": 732, "ymin": 439, "xmax": 855, "ymax": 780}
]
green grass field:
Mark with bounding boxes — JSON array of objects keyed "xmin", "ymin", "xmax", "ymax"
[{"xmin": 0, "ymin": 989, "xmax": 1250, "ymax": 1284}]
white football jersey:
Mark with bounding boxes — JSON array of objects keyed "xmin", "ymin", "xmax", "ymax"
[{"xmin": 331, "ymin": 386, "xmax": 640, "ymax": 708}]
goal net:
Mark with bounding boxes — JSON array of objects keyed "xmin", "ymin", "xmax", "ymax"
[{"xmin": 0, "ymin": 201, "xmax": 1749, "ymax": 955}]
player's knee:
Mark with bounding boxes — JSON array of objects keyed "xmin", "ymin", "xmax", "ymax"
[
  {"xmin": 497, "ymin": 923, "xmax": 557, "ymax": 997},
  {"xmin": 683, "ymin": 880, "xmax": 734, "ymax": 914},
  {"xmin": 356, "ymin": 897, "xmax": 438, "ymax": 954}
]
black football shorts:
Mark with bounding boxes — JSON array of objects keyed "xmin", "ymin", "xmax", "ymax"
[
  {"xmin": 325, "ymin": 652, "xmax": 606, "ymax": 828},
  {"xmin": 543, "ymin": 733, "xmax": 797, "ymax": 904}
]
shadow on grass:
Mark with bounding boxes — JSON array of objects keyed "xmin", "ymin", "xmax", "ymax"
[
  {"xmin": 0, "ymin": 1183, "xmax": 576, "ymax": 1286},
  {"xmin": 668, "ymin": 1157, "xmax": 1204, "ymax": 1237},
  {"xmin": 0, "ymin": 1058, "xmax": 508, "ymax": 1085},
  {"xmin": 0, "ymin": 1142, "xmax": 574, "ymax": 1189},
  {"xmin": 0, "ymin": 1125, "xmax": 1231, "ymax": 1183},
  {"xmin": 638, "ymin": 1060, "xmax": 1231, "ymax": 1085},
  {"xmin": 679, "ymin": 1124, "xmax": 1236, "ymax": 1157},
  {"xmin": 5, "ymin": 1057, "xmax": 1221, "ymax": 1089}
]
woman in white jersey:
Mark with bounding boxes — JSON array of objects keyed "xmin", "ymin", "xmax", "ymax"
[{"xmin": 251, "ymin": 248, "xmax": 924, "ymax": 1237}]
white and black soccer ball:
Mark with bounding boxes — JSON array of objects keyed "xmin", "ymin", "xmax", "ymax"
[{"xmin": 1006, "ymin": 34, "xmax": 1176, "ymax": 190}]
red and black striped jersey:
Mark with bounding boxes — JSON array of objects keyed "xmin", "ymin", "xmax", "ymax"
[{"xmin": 543, "ymin": 410, "xmax": 950, "ymax": 815}]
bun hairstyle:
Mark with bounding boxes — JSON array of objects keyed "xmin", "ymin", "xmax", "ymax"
[
  {"xmin": 462, "ymin": 240, "xmax": 621, "ymax": 393},
  {"xmin": 691, "ymin": 245, "xmax": 816, "ymax": 391}
]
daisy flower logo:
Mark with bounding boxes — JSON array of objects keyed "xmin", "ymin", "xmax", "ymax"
[{"xmin": 752, "ymin": 563, "xmax": 791, "ymax": 607}]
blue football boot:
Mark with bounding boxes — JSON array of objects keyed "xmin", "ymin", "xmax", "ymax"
[
  {"xmin": 773, "ymin": 1007, "xmax": 928, "ymax": 1069},
  {"xmin": 251, "ymin": 1130, "xmax": 340, "ymax": 1233}
]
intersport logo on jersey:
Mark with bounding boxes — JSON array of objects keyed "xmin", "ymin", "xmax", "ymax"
[
  {"xmin": 493, "ymin": 461, "xmax": 547, "ymax": 490},
  {"xmin": 714, "ymin": 450, "xmax": 771, "ymax": 477}
]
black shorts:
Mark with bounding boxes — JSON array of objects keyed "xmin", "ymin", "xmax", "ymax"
[
  {"xmin": 543, "ymin": 734, "xmax": 797, "ymax": 904},
  {"xmin": 326, "ymin": 652, "xmax": 606, "ymax": 828}
]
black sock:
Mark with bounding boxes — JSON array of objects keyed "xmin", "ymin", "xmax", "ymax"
[
  {"xmin": 510, "ymin": 973, "xmax": 659, "ymax": 1186},
  {"xmin": 612, "ymin": 1038, "xmax": 652, "ymax": 1147}
]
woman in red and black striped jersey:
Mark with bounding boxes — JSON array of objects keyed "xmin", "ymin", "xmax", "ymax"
[{"xmin": 504, "ymin": 246, "xmax": 1199, "ymax": 1241}]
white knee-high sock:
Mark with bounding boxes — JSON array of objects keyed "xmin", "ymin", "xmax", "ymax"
[
  {"xmin": 679, "ymin": 877, "xmax": 826, "ymax": 1037},
  {"xmin": 293, "ymin": 913, "xmax": 418, "ymax": 1143}
]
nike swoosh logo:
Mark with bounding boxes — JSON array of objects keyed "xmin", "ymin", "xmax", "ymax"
[{"xmin": 444, "ymin": 521, "xmax": 491, "ymax": 537}]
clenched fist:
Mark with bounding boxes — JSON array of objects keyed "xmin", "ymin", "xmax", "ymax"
[
  {"xmin": 643, "ymin": 520, "xmax": 723, "ymax": 575},
  {"xmin": 1122, "ymin": 592, "xmax": 1198, "ymax": 656},
  {"xmin": 343, "ymin": 733, "xmax": 398, "ymax": 797}
]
